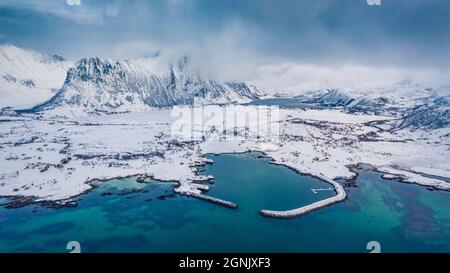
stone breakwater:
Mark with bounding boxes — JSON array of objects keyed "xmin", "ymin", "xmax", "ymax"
[
  {"xmin": 189, "ymin": 192, "xmax": 238, "ymax": 209},
  {"xmin": 260, "ymin": 179, "xmax": 347, "ymax": 219}
]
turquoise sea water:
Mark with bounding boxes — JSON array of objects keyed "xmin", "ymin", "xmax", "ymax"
[{"xmin": 0, "ymin": 152, "xmax": 449, "ymax": 252}]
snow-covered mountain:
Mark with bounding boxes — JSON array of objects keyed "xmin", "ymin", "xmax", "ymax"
[
  {"xmin": 285, "ymin": 82, "xmax": 450, "ymax": 129},
  {"xmin": 305, "ymin": 89, "xmax": 393, "ymax": 113},
  {"xmin": 399, "ymin": 105, "xmax": 450, "ymax": 130},
  {"xmin": 298, "ymin": 81, "xmax": 448, "ymax": 112},
  {"xmin": 35, "ymin": 56, "xmax": 260, "ymax": 113},
  {"xmin": 0, "ymin": 45, "xmax": 71, "ymax": 109},
  {"xmin": 399, "ymin": 97, "xmax": 450, "ymax": 130},
  {"xmin": 310, "ymin": 89, "xmax": 355, "ymax": 107},
  {"xmin": 2, "ymin": 44, "xmax": 448, "ymax": 130}
]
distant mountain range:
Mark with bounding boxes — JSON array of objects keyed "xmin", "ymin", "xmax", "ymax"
[
  {"xmin": 291, "ymin": 83, "xmax": 450, "ymax": 130},
  {"xmin": 1, "ymin": 45, "xmax": 449, "ymax": 130}
]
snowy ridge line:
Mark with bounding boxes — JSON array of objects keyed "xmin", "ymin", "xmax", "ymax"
[
  {"xmin": 260, "ymin": 179, "xmax": 346, "ymax": 219},
  {"xmin": 187, "ymin": 192, "xmax": 238, "ymax": 209},
  {"xmin": 32, "ymin": 56, "xmax": 260, "ymax": 113}
]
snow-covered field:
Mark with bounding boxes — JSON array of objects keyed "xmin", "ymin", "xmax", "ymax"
[
  {"xmin": 1, "ymin": 105, "xmax": 449, "ymax": 206},
  {"xmin": 0, "ymin": 45, "xmax": 449, "ymax": 211}
]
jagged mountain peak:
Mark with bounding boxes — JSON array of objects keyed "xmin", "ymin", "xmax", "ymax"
[
  {"xmin": 50, "ymin": 54, "xmax": 65, "ymax": 62},
  {"xmin": 35, "ymin": 55, "xmax": 260, "ymax": 113},
  {"xmin": 175, "ymin": 56, "xmax": 190, "ymax": 72},
  {"xmin": 69, "ymin": 57, "xmax": 128, "ymax": 83}
]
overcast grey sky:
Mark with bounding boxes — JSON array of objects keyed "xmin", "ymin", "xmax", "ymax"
[{"xmin": 1, "ymin": 0, "xmax": 450, "ymax": 91}]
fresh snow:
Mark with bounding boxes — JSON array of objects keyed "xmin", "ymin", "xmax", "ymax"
[
  {"xmin": 34, "ymin": 56, "xmax": 260, "ymax": 113},
  {"xmin": 0, "ymin": 45, "xmax": 449, "ymax": 214},
  {"xmin": 0, "ymin": 105, "xmax": 449, "ymax": 203},
  {"xmin": 0, "ymin": 45, "xmax": 71, "ymax": 109}
]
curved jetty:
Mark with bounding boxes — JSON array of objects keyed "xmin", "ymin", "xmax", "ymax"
[
  {"xmin": 260, "ymin": 179, "xmax": 346, "ymax": 218},
  {"xmin": 190, "ymin": 192, "xmax": 238, "ymax": 209}
]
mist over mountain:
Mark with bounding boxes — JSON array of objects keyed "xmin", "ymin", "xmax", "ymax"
[
  {"xmin": 0, "ymin": 45, "xmax": 71, "ymax": 108},
  {"xmin": 33, "ymin": 55, "xmax": 260, "ymax": 113},
  {"xmin": 1, "ymin": 44, "xmax": 449, "ymax": 130}
]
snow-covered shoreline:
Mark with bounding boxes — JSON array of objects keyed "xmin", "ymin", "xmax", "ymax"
[{"xmin": 0, "ymin": 105, "xmax": 449, "ymax": 217}]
